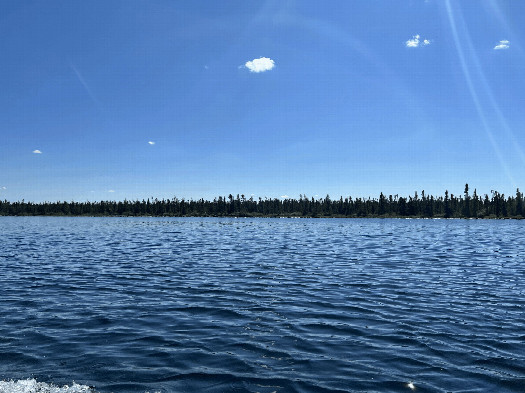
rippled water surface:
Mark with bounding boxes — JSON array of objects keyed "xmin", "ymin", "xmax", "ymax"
[{"xmin": 1, "ymin": 217, "xmax": 524, "ymax": 392}]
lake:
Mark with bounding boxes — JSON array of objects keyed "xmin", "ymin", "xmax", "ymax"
[{"xmin": 0, "ymin": 217, "xmax": 524, "ymax": 392}]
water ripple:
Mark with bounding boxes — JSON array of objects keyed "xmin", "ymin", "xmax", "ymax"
[{"xmin": 1, "ymin": 217, "xmax": 524, "ymax": 392}]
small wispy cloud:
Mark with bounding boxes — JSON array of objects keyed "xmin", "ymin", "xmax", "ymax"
[
  {"xmin": 494, "ymin": 40, "xmax": 510, "ymax": 50},
  {"xmin": 108, "ymin": 190, "xmax": 115, "ymax": 193},
  {"xmin": 405, "ymin": 34, "xmax": 431, "ymax": 48},
  {"xmin": 1, "ymin": 186, "xmax": 6, "ymax": 190},
  {"xmin": 280, "ymin": 195, "xmax": 290, "ymax": 199},
  {"xmin": 32, "ymin": 150, "xmax": 42, "ymax": 154},
  {"xmin": 243, "ymin": 57, "xmax": 275, "ymax": 73},
  {"xmin": 148, "ymin": 141, "xmax": 155, "ymax": 145}
]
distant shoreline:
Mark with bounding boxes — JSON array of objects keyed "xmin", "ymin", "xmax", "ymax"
[
  {"xmin": 0, "ymin": 213, "xmax": 522, "ymax": 219},
  {"xmin": 1, "ymin": 185, "xmax": 524, "ymax": 219}
]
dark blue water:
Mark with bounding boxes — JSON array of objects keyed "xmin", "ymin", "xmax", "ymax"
[{"xmin": 0, "ymin": 217, "xmax": 524, "ymax": 393}]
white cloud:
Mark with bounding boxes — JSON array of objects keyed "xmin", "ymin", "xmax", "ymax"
[
  {"xmin": 1, "ymin": 186, "xmax": 6, "ymax": 190},
  {"xmin": 148, "ymin": 141, "xmax": 155, "ymax": 145},
  {"xmin": 494, "ymin": 40, "xmax": 510, "ymax": 50},
  {"xmin": 406, "ymin": 35, "xmax": 420, "ymax": 48},
  {"xmin": 280, "ymin": 195, "xmax": 289, "ymax": 199},
  {"xmin": 108, "ymin": 190, "xmax": 115, "ymax": 193},
  {"xmin": 32, "ymin": 150, "xmax": 42, "ymax": 154},
  {"xmin": 244, "ymin": 57, "xmax": 275, "ymax": 73},
  {"xmin": 405, "ymin": 34, "xmax": 431, "ymax": 48}
]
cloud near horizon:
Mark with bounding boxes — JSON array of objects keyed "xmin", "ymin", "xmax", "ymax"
[
  {"xmin": 494, "ymin": 40, "xmax": 510, "ymax": 50},
  {"xmin": 32, "ymin": 150, "xmax": 42, "ymax": 154},
  {"xmin": 244, "ymin": 57, "xmax": 275, "ymax": 73},
  {"xmin": 406, "ymin": 35, "xmax": 431, "ymax": 48}
]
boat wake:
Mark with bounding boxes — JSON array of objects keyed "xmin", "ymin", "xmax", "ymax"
[{"xmin": 0, "ymin": 379, "xmax": 96, "ymax": 393}]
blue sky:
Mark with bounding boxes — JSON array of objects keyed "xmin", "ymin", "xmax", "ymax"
[{"xmin": 1, "ymin": 1, "xmax": 524, "ymax": 202}]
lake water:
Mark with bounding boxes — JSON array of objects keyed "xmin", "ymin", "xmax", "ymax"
[{"xmin": 0, "ymin": 217, "xmax": 524, "ymax": 393}]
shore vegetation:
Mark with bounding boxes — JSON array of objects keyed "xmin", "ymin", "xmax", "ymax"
[{"xmin": 1, "ymin": 185, "xmax": 524, "ymax": 219}]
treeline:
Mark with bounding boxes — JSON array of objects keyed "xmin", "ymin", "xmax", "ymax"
[{"xmin": 1, "ymin": 185, "xmax": 524, "ymax": 219}]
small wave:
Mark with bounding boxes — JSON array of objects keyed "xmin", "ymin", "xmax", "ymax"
[{"xmin": 0, "ymin": 379, "xmax": 95, "ymax": 393}]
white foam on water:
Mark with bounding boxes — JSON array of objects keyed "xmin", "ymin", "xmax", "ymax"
[
  {"xmin": 0, "ymin": 379, "xmax": 95, "ymax": 393},
  {"xmin": 0, "ymin": 380, "xmax": 162, "ymax": 393}
]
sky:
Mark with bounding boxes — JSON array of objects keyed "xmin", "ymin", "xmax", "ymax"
[{"xmin": 1, "ymin": 0, "xmax": 525, "ymax": 202}]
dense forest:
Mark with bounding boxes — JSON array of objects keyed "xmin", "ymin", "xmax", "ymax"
[{"xmin": 1, "ymin": 185, "xmax": 524, "ymax": 219}]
